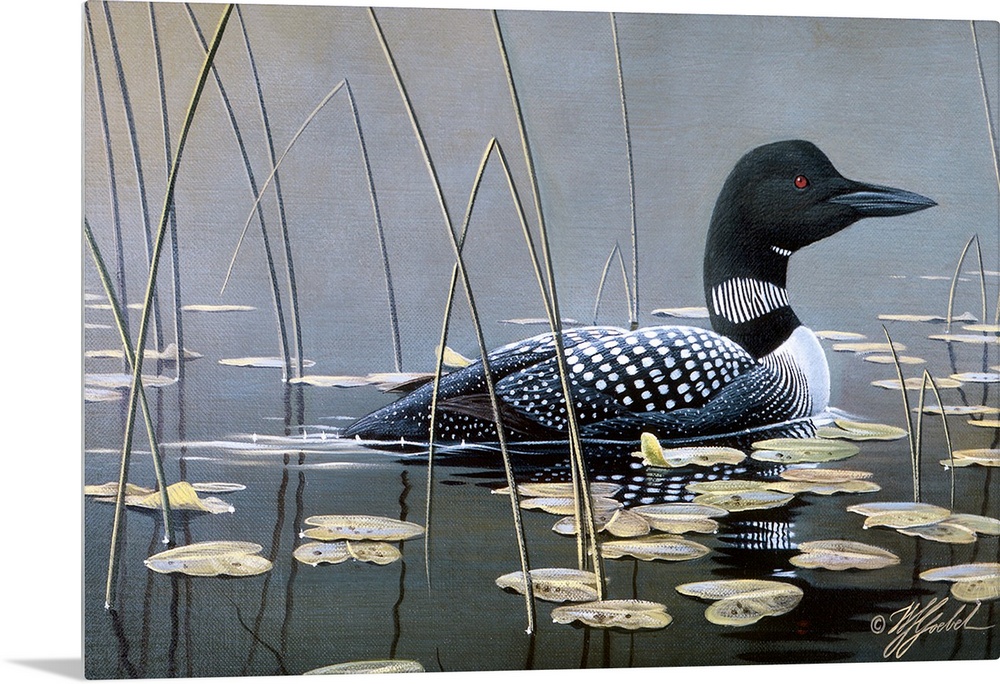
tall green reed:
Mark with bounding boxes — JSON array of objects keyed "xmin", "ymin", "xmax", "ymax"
[
  {"xmin": 184, "ymin": 3, "xmax": 293, "ymax": 381},
  {"xmin": 914, "ymin": 370, "xmax": 956, "ymax": 510},
  {"xmin": 104, "ymin": 3, "xmax": 234, "ymax": 610},
  {"xmin": 493, "ymin": 10, "xmax": 605, "ymax": 597},
  {"xmin": 369, "ymin": 6, "xmax": 538, "ymax": 633}
]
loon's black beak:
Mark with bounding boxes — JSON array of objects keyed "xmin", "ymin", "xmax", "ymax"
[{"xmin": 827, "ymin": 182, "xmax": 936, "ymax": 217}]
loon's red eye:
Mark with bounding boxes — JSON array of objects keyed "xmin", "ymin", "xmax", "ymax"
[{"xmin": 794, "ymin": 175, "xmax": 809, "ymax": 189}]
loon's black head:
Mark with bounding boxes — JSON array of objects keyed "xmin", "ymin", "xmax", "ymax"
[{"xmin": 704, "ymin": 140, "xmax": 935, "ymax": 358}]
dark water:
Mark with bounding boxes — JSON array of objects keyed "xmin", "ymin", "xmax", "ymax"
[{"xmin": 83, "ymin": 3, "xmax": 999, "ymax": 678}]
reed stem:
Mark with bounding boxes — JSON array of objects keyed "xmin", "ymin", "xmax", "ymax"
[
  {"xmin": 883, "ymin": 326, "xmax": 918, "ymax": 502},
  {"xmin": 85, "ymin": 218, "xmax": 173, "ymax": 543},
  {"xmin": 370, "ymin": 7, "xmax": 536, "ymax": 633},
  {"xmin": 945, "ymin": 234, "xmax": 987, "ymax": 332},
  {"xmin": 105, "ymin": 3, "xmax": 234, "ymax": 610},
  {"xmin": 592, "ymin": 241, "xmax": 632, "ymax": 326},
  {"xmin": 493, "ymin": 10, "xmax": 604, "ymax": 596}
]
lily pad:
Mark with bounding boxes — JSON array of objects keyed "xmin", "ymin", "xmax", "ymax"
[
  {"xmin": 495, "ymin": 568, "xmax": 600, "ymax": 603},
  {"xmin": 300, "ymin": 515, "xmax": 425, "ymax": 541},
  {"xmin": 877, "ymin": 313, "xmax": 948, "ymax": 323},
  {"xmin": 84, "ymin": 482, "xmax": 155, "ymax": 497},
  {"xmin": 915, "ymin": 405, "xmax": 1000, "ymax": 416},
  {"xmin": 949, "ymin": 372, "xmax": 1000, "ymax": 384},
  {"xmin": 847, "ymin": 501, "xmax": 950, "ymax": 517},
  {"xmin": 685, "ymin": 479, "xmax": 776, "ymax": 494},
  {"xmin": 303, "ymin": 660, "xmax": 424, "ymax": 675},
  {"xmin": 85, "ymin": 373, "xmax": 177, "ymax": 389},
  {"xmin": 831, "ymin": 341, "xmax": 906, "ymax": 354},
  {"xmin": 791, "ymin": 540, "xmax": 900, "ymax": 571},
  {"xmin": 602, "ymin": 509, "xmax": 652, "ymax": 538},
  {"xmin": 779, "ymin": 468, "xmax": 873, "ymax": 483},
  {"xmin": 635, "ymin": 441, "xmax": 746, "ymax": 468},
  {"xmin": 962, "ymin": 323, "xmax": 1000, "ymax": 334},
  {"xmin": 290, "ymin": 372, "xmax": 436, "ymax": 391},
  {"xmin": 190, "ymin": 482, "xmax": 246, "ymax": 494},
  {"xmin": 675, "ymin": 579, "xmax": 794, "ymax": 600},
  {"xmin": 705, "ymin": 591, "xmax": 802, "ymax": 627},
  {"xmin": 769, "ymin": 480, "xmax": 880, "ymax": 495},
  {"xmin": 600, "ymin": 534, "xmax": 711, "ymax": 562},
  {"xmin": 520, "ymin": 496, "xmax": 622, "ymax": 517},
  {"xmin": 815, "ymin": 330, "xmax": 866, "ymax": 341},
  {"xmin": 436, "ymin": 345, "xmax": 473, "ymax": 368},
  {"xmin": 345, "ymin": 540, "xmax": 402, "ymax": 565},
  {"xmin": 144, "ymin": 541, "xmax": 271, "ymax": 577},
  {"xmin": 950, "ymin": 448, "xmax": 1000, "ymax": 466},
  {"xmin": 630, "ymin": 502, "xmax": 729, "ymax": 518},
  {"xmin": 124, "ymin": 481, "xmax": 234, "ymax": 514},
  {"xmin": 942, "ymin": 514, "xmax": 1000, "ymax": 535},
  {"xmin": 862, "ymin": 509, "xmax": 950, "ymax": 530},
  {"xmin": 871, "ymin": 377, "xmax": 963, "ymax": 390},
  {"xmin": 816, "ymin": 419, "xmax": 907, "ymax": 441},
  {"xmin": 928, "ymin": 333, "xmax": 998, "ymax": 345},
  {"xmin": 551, "ymin": 510, "xmax": 620, "ymax": 536},
  {"xmin": 651, "ymin": 306, "xmax": 710, "ymax": 319},
  {"xmin": 551, "ymin": 600, "xmax": 672, "ymax": 630},
  {"xmin": 293, "ymin": 541, "xmax": 351, "ymax": 566},
  {"xmin": 493, "ymin": 482, "xmax": 622, "ymax": 498},
  {"xmin": 968, "ymin": 419, "xmax": 1000, "ymax": 428},
  {"xmin": 84, "ymin": 387, "xmax": 122, "ymax": 402},
  {"xmin": 863, "ymin": 354, "xmax": 925, "ymax": 365},
  {"xmin": 691, "ymin": 490, "xmax": 794, "ymax": 512},
  {"xmin": 219, "ymin": 357, "xmax": 315, "ymax": 368},
  {"xmin": 85, "ymin": 344, "xmax": 203, "ymax": 361},
  {"xmin": 951, "ymin": 579, "xmax": 1000, "ymax": 603},
  {"xmin": 181, "ymin": 304, "xmax": 256, "ymax": 312},
  {"xmin": 751, "ymin": 437, "xmax": 859, "ymax": 463},
  {"xmin": 919, "ymin": 563, "xmax": 1000, "ymax": 583},
  {"xmin": 897, "ymin": 523, "xmax": 978, "ymax": 544},
  {"xmin": 498, "ymin": 317, "xmax": 579, "ymax": 326}
]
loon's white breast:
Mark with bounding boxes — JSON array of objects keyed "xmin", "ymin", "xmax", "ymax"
[{"xmin": 759, "ymin": 325, "xmax": 830, "ymax": 415}]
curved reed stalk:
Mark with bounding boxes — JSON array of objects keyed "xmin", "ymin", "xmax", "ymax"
[
  {"xmin": 610, "ymin": 12, "xmax": 639, "ymax": 329},
  {"xmin": 184, "ymin": 3, "xmax": 292, "ymax": 381},
  {"xmin": 493, "ymin": 10, "xmax": 604, "ymax": 596},
  {"xmin": 235, "ymin": 5, "xmax": 305, "ymax": 379},
  {"xmin": 105, "ymin": 3, "xmax": 234, "ymax": 610},
  {"xmin": 914, "ymin": 371, "xmax": 956, "ymax": 510},
  {"xmin": 149, "ymin": 3, "xmax": 186, "ymax": 376},
  {"xmin": 103, "ymin": 1, "xmax": 165, "ymax": 353},
  {"xmin": 85, "ymin": 4, "xmax": 131, "ymax": 350},
  {"xmin": 85, "ymin": 218, "xmax": 173, "ymax": 543},
  {"xmin": 882, "ymin": 326, "xmax": 918, "ymax": 502},
  {"xmin": 945, "ymin": 234, "xmax": 987, "ymax": 332},
  {"xmin": 592, "ymin": 241, "xmax": 632, "ymax": 325},
  {"xmin": 971, "ymin": 22, "xmax": 1000, "ymax": 185},
  {"xmin": 369, "ymin": 7, "xmax": 537, "ymax": 633}
]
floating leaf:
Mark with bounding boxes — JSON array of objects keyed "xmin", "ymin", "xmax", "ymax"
[
  {"xmin": 872, "ymin": 377, "xmax": 963, "ymax": 390},
  {"xmin": 635, "ymin": 441, "xmax": 746, "ymax": 468},
  {"xmin": 685, "ymin": 479, "xmax": 775, "ymax": 494},
  {"xmin": 301, "ymin": 515, "xmax": 425, "ymax": 541},
  {"xmin": 346, "ymin": 540, "xmax": 402, "ymax": 565},
  {"xmin": 877, "ymin": 313, "xmax": 948, "ymax": 323},
  {"xmin": 863, "ymin": 354, "xmax": 925, "ymax": 365},
  {"xmin": 915, "ymin": 404, "xmax": 1000, "ymax": 416},
  {"xmin": 493, "ymin": 482, "xmax": 622, "ymax": 498},
  {"xmin": 962, "ymin": 323, "xmax": 1000, "ymax": 334},
  {"xmin": 293, "ymin": 541, "xmax": 351, "ymax": 566},
  {"xmin": 815, "ymin": 330, "xmax": 866, "ymax": 341},
  {"xmin": 847, "ymin": 501, "xmax": 950, "ymax": 517},
  {"xmin": 751, "ymin": 437, "xmax": 859, "ymax": 463},
  {"xmin": 920, "ymin": 563, "xmax": 1000, "ymax": 582},
  {"xmin": 219, "ymin": 357, "xmax": 315, "ymax": 368},
  {"xmin": 770, "ymin": 480, "xmax": 880, "ymax": 495},
  {"xmin": 928, "ymin": 333, "xmax": 998, "ymax": 345},
  {"xmin": 85, "ymin": 373, "xmax": 176, "ymax": 389},
  {"xmin": 181, "ymin": 304, "xmax": 256, "ymax": 312},
  {"xmin": 630, "ymin": 502, "xmax": 729, "ymax": 518},
  {"xmin": 651, "ymin": 306, "xmax": 710, "ymax": 319},
  {"xmin": 85, "ymin": 344, "xmax": 203, "ymax": 361},
  {"xmin": 951, "ymin": 579, "xmax": 1000, "ymax": 603},
  {"xmin": 949, "ymin": 372, "xmax": 1000, "ymax": 384},
  {"xmin": 863, "ymin": 509, "xmax": 950, "ymax": 530},
  {"xmin": 499, "ymin": 317, "xmax": 579, "ymax": 326},
  {"xmin": 303, "ymin": 660, "xmax": 424, "ymax": 675},
  {"xmin": 84, "ymin": 387, "xmax": 122, "ymax": 402},
  {"xmin": 705, "ymin": 591, "xmax": 802, "ymax": 626},
  {"xmin": 675, "ymin": 579, "xmax": 794, "ymax": 600},
  {"xmin": 816, "ymin": 419, "xmax": 907, "ymax": 441},
  {"xmin": 435, "ymin": 344, "xmax": 473, "ymax": 368},
  {"xmin": 520, "ymin": 496, "xmax": 622, "ymax": 517},
  {"xmin": 897, "ymin": 523, "xmax": 977, "ymax": 544},
  {"xmin": 941, "ymin": 514, "xmax": 1000, "ymax": 535},
  {"xmin": 495, "ymin": 568, "xmax": 600, "ymax": 603},
  {"xmin": 190, "ymin": 482, "xmax": 246, "ymax": 494},
  {"xmin": 692, "ymin": 490, "xmax": 794, "ymax": 512},
  {"xmin": 603, "ymin": 509, "xmax": 652, "ymax": 538},
  {"xmin": 780, "ymin": 468, "xmax": 873, "ymax": 483},
  {"xmin": 126, "ymin": 482, "xmax": 234, "ymax": 514},
  {"xmin": 144, "ymin": 541, "xmax": 271, "ymax": 577},
  {"xmin": 951, "ymin": 448, "xmax": 1000, "ymax": 466},
  {"xmin": 832, "ymin": 341, "xmax": 906, "ymax": 354},
  {"xmin": 601, "ymin": 534, "xmax": 711, "ymax": 562},
  {"xmin": 84, "ymin": 482, "xmax": 154, "ymax": 497},
  {"xmin": 968, "ymin": 419, "xmax": 1000, "ymax": 428},
  {"xmin": 552, "ymin": 510, "xmax": 619, "ymax": 536},
  {"xmin": 791, "ymin": 540, "xmax": 900, "ymax": 571},
  {"xmin": 289, "ymin": 372, "xmax": 435, "ymax": 391},
  {"xmin": 551, "ymin": 600, "xmax": 672, "ymax": 630}
]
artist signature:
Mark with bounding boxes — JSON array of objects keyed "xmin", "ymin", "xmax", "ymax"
[{"xmin": 870, "ymin": 596, "xmax": 994, "ymax": 658}]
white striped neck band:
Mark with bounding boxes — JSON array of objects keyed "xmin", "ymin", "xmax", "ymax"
[
  {"xmin": 771, "ymin": 245, "xmax": 793, "ymax": 257},
  {"xmin": 711, "ymin": 277, "xmax": 789, "ymax": 324}
]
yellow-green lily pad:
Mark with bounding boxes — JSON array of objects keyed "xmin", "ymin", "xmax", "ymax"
[
  {"xmin": 144, "ymin": 541, "xmax": 271, "ymax": 577},
  {"xmin": 300, "ymin": 515, "xmax": 425, "ymax": 541},
  {"xmin": 551, "ymin": 600, "xmax": 672, "ymax": 630},
  {"xmin": 600, "ymin": 534, "xmax": 711, "ymax": 562},
  {"xmin": 692, "ymin": 490, "xmax": 794, "ymax": 512},
  {"xmin": 495, "ymin": 568, "xmax": 600, "ymax": 603}
]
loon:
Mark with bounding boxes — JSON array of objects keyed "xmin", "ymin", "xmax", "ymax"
[{"xmin": 343, "ymin": 140, "xmax": 935, "ymax": 445}]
